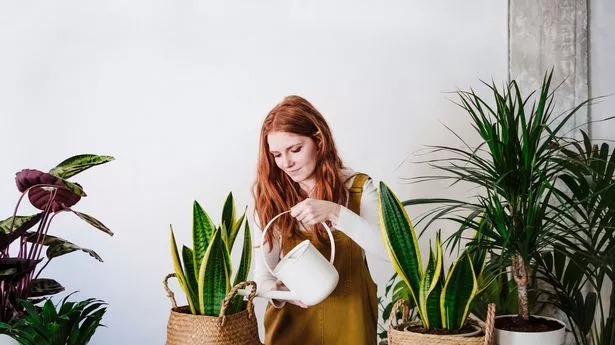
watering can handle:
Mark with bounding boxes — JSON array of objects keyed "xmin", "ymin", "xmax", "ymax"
[{"xmin": 260, "ymin": 210, "xmax": 336, "ymax": 277}]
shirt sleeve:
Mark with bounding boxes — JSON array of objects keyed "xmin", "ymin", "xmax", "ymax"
[
  {"xmin": 252, "ymin": 228, "xmax": 286, "ymax": 308},
  {"xmin": 332, "ymin": 178, "xmax": 391, "ymax": 262}
]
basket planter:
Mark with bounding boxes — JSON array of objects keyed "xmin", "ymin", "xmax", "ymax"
[
  {"xmin": 163, "ymin": 274, "xmax": 261, "ymax": 345},
  {"xmin": 494, "ymin": 315, "xmax": 566, "ymax": 345},
  {"xmin": 388, "ymin": 300, "xmax": 496, "ymax": 345}
]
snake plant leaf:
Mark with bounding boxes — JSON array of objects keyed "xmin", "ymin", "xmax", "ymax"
[
  {"xmin": 221, "ymin": 192, "xmax": 235, "ymax": 242},
  {"xmin": 378, "ymin": 182, "xmax": 423, "ymax": 312},
  {"xmin": 220, "ymin": 223, "xmax": 232, "ymax": 278},
  {"xmin": 198, "ymin": 228, "xmax": 231, "ymax": 316},
  {"xmin": 170, "ymin": 226, "xmax": 196, "ymax": 314},
  {"xmin": 192, "ymin": 201, "xmax": 216, "ymax": 279},
  {"xmin": 228, "ymin": 206, "xmax": 247, "ymax": 251},
  {"xmin": 182, "ymin": 246, "xmax": 198, "ymax": 304},
  {"xmin": 71, "ymin": 210, "xmax": 113, "ymax": 236},
  {"xmin": 49, "ymin": 154, "xmax": 115, "ymax": 179},
  {"xmin": 441, "ymin": 251, "xmax": 478, "ymax": 330},
  {"xmin": 420, "ymin": 231, "xmax": 444, "ymax": 329},
  {"xmin": 233, "ymin": 220, "xmax": 252, "ymax": 286},
  {"xmin": 227, "ymin": 221, "xmax": 252, "ymax": 314}
]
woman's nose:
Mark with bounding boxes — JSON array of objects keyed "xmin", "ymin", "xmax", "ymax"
[{"xmin": 282, "ymin": 156, "xmax": 294, "ymax": 169}]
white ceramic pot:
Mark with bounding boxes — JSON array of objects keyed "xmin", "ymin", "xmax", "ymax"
[
  {"xmin": 0, "ymin": 334, "xmax": 19, "ymax": 345},
  {"xmin": 495, "ymin": 315, "xmax": 566, "ymax": 345}
]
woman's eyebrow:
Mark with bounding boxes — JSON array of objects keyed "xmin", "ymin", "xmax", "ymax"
[{"xmin": 270, "ymin": 142, "xmax": 303, "ymax": 154}]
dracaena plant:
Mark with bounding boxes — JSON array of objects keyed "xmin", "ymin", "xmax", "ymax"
[
  {"xmin": 378, "ymin": 182, "xmax": 484, "ymax": 331},
  {"xmin": 170, "ymin": 193, "xmax": 251, "ymax": 316},
  {"xmin": 0, "ymin": 154, "xmax": 114, "ymax": 323},
  {"xmin": 401, "ymin": 70, "xmax": 592, "ymax": 323}
]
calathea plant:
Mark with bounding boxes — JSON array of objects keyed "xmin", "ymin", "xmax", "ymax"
[
  {"xmin": 378, "ymin": 182, "xmax": 484, "ymax": 331},
  {"xmin": 0, "ymin": 154, "xmax": 114, "ymax": 323},
  {"xmin": 170, "ymin": 193, "xmax": 251, "ymax": 316}
]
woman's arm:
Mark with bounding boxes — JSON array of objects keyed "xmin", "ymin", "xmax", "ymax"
[{"xmin": 332, "ymin": 178, "xmax": 391, "ymax": 262}]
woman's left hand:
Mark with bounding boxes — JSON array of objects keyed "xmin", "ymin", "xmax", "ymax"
[{"xmin": 290, "ymin": 199, "xmax": 341, "ymax": 226}]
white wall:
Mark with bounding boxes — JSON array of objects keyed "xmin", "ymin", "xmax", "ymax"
[
  {"xmin": 590, "ymin": 0, "xmax": 615, "ymax": 330},
  {"xmin": 0, "ymin": 1, "xmax": 507, "ymax": 343}
]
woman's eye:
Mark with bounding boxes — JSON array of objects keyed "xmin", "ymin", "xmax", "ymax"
[
  {"xmin": 272, "ymin": 154, "xmax": 281, "ymax": 158},
  {"xmin": 291, "ymin": 147, "xmax": 302, "ymax": 153}
]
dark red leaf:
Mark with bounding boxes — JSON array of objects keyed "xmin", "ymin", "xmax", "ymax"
[{"xmin": 15, "ymin": 169, "xmax": 81, "ymax": 212}]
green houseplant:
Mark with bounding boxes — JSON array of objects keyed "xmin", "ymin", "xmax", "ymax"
[
  {"xmin": 0, "ymin": 294, "xmax": 107, "ymax": 345},
  {"xmin": 377, "ymin": 182, "xmax": 494, "ymax": 344},
  {"xmin": 534, "ymin": 132, "xmax": 615, "ymax": 345},
  {"xmin": 402, "ymin": 70, "xmax": 591, "ymax": 344},
  {"xmin": 165, "ymin": 193, "xmax": 260, "ymax": 345},
  {"xmin": 0, "ymin": 154, "xmax": 113, "ymax": 325}
]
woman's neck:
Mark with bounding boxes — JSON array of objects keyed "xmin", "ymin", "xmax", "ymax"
[{"xmin": 299, "ymin": 178, "xmax": 316, "ymax": 196}]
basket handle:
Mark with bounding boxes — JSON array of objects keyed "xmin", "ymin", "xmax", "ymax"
[
  {"xmin": 163, "ymin": 273, "xmax": 178, "ymax": 308},
  {"xmin": 388, "ymin": 299, "xmax": 411, "ymax": 329},
  {"xmin": 218, "ymin": 281, "xmax": 258, "ymax": 326},
  {"xmin": 478, "ymin": 304, "xmax": 496, "ymax": 345}
]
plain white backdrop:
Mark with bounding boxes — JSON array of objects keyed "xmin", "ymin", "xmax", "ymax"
[{"xmin": 6, "ymin": 1, "xmax": 612, "ymax": 344}]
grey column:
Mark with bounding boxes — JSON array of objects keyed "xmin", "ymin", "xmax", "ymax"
[{"xmin": 509, "ymin": 0, "xmax": 589, "ymax": 138}]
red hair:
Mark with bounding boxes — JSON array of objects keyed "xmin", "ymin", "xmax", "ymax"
[{"xmin": 253, "ymin": 95, "xmax": 347, "ymax": 251}]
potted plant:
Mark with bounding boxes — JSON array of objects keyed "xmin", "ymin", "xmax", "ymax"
[
  {"xmin": 533, "ymin": 132, "xmax": 615, "ymax": 345},
  {"xmin": 377, "ymin": 182, "xmax": 495, "ymax": 345},
  {"xmin": 0, "ymin": 154, "xmax": 114, "ymax": 344},
  {"xmin": 401, "ymin": 71, "xmax": 590, "ymax": 345},
  {"xmin": 0, "ymin": 293, "xmax": 107, "ymax": 345},
  {"xmin": 165, "ymin": 193, "xmax": 260, "ymax": 345}
]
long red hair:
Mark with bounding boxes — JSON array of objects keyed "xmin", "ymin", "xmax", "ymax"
[{"xmin": 254, "ymin": 95, "xmax": 347, "ymax": 251}]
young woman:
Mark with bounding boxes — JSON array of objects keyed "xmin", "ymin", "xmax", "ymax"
[{"xmin": 252, "ymin": 95, "xmax": 389, "ymax": 344}]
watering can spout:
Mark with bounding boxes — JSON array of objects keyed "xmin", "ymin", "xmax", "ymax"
[{"xmin": 237, "ymin": 288, "xmax": 297, "ymax": 302}]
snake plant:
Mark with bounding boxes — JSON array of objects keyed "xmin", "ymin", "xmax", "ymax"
[
  {"xmin": 378, "ymin": 182, "xmax": 483, "ymax": 331},
  {"xmin": 170, "ymin": 193, "xmax": 251, "ymax": 316}
]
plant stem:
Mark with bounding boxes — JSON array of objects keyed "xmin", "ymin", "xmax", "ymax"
[{"xmin": 512, "ymin": 254, "xmax": 530, "ymax": 320}]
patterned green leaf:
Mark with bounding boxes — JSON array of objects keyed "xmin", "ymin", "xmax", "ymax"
[
  {"xmin": 192, "ymin": 201, "xmax": 215, "ymax": 278},
  {"xmin": 228, "ymin": 206, "xmax": 246, "ymax": 251},
  {"xmin": 49, "ymin": 154, "xmax": 115, "ymax": 179},
  {"xmin": 420, "ymin": 231, "xmax": 443, "ymax": 329},
  {"xmin": 71, "ymin": 210, "xmax": 113, "ymax": 236},
  {"xmin": 182, "ymin": 246, "xmax": 199, "ymax": 305},
  {"xmin": 46, "ymin": 240, "xmax": 103, "ymax": 262},
  {"xmin": 233, "ymin": 221, "xmax": 252, "ymax": 286},
  {"xmin": 221, "ymin": 192, "xmax": 235, "ymax": 238},
  {"xmin": 30, "ymin": 278, "xmax": 65, "ymax": 297},
  {"xmin": 170, "ymin": 226, "xmax": 196, "ymax": 314},
  {"xmin": 441, "ymin": 252, "xmax": 478, "ymax": 329},
  {"xmin": 198, "ymin": 228, "xmax": 230, "ymax": 316},
  {"xmin": 378, "ymin": 182, "xmax": 423, "ymax": 317}
]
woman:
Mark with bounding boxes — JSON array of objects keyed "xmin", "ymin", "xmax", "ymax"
[{"xmin": 252, "ymin": 95, "xmax": 390, "ymax": 345}]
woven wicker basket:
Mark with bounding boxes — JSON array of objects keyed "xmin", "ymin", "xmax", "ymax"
[
  {"xmin": 163, "ymin": 273, "xmax": 262, "ymax": 345},
  {"xmin": 388, "ymin": 300, "xmax": 496, "ymax": 345}
]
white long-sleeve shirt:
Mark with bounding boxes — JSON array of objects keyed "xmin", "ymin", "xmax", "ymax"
[{"xmin": 251, "ymin": 171, "xmax": 391, "ymax": 304}]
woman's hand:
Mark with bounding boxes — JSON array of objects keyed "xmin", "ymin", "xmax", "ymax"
[
  {"xmin": 275, "ymin": 281, "xmax": 308, "ymax": 308},
  {"xmin": 290, "ymin": 198, "xmax": 341, "ymax": 226}
]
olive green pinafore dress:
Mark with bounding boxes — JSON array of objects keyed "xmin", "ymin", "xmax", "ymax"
[{"xmin": 264, "ymin": 173, "xmax": 378, "ymax": 345}]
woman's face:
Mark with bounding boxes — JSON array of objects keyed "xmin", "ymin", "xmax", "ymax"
[{"xmin": 267, "ymin": 131, "xmax": 318, "ymax": 185}]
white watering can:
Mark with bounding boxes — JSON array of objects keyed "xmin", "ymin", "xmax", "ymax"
[{"xmin": 239, "ymin": 211, "xmax": 339, "ymax": 306}]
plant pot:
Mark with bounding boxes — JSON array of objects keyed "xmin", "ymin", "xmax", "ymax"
[
  {"xmin": 163, "ymin": 276, "xmax": 262, "ymax": 345},
  {"xmin": 0, "ymin": 334, "xmax": 19, "ymax": 345},
  {"xmin": 494, "ymin": 315, "xmax": 566, "ymax": 345},
  {"xmin": 387, "ymin": 300, "xmax": 496, "ymax": 345}
]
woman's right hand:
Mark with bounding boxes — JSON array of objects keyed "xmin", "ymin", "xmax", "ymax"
[{"xmin": 275, "ymin": 281, "xmax": 308, "ymax": 309}]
